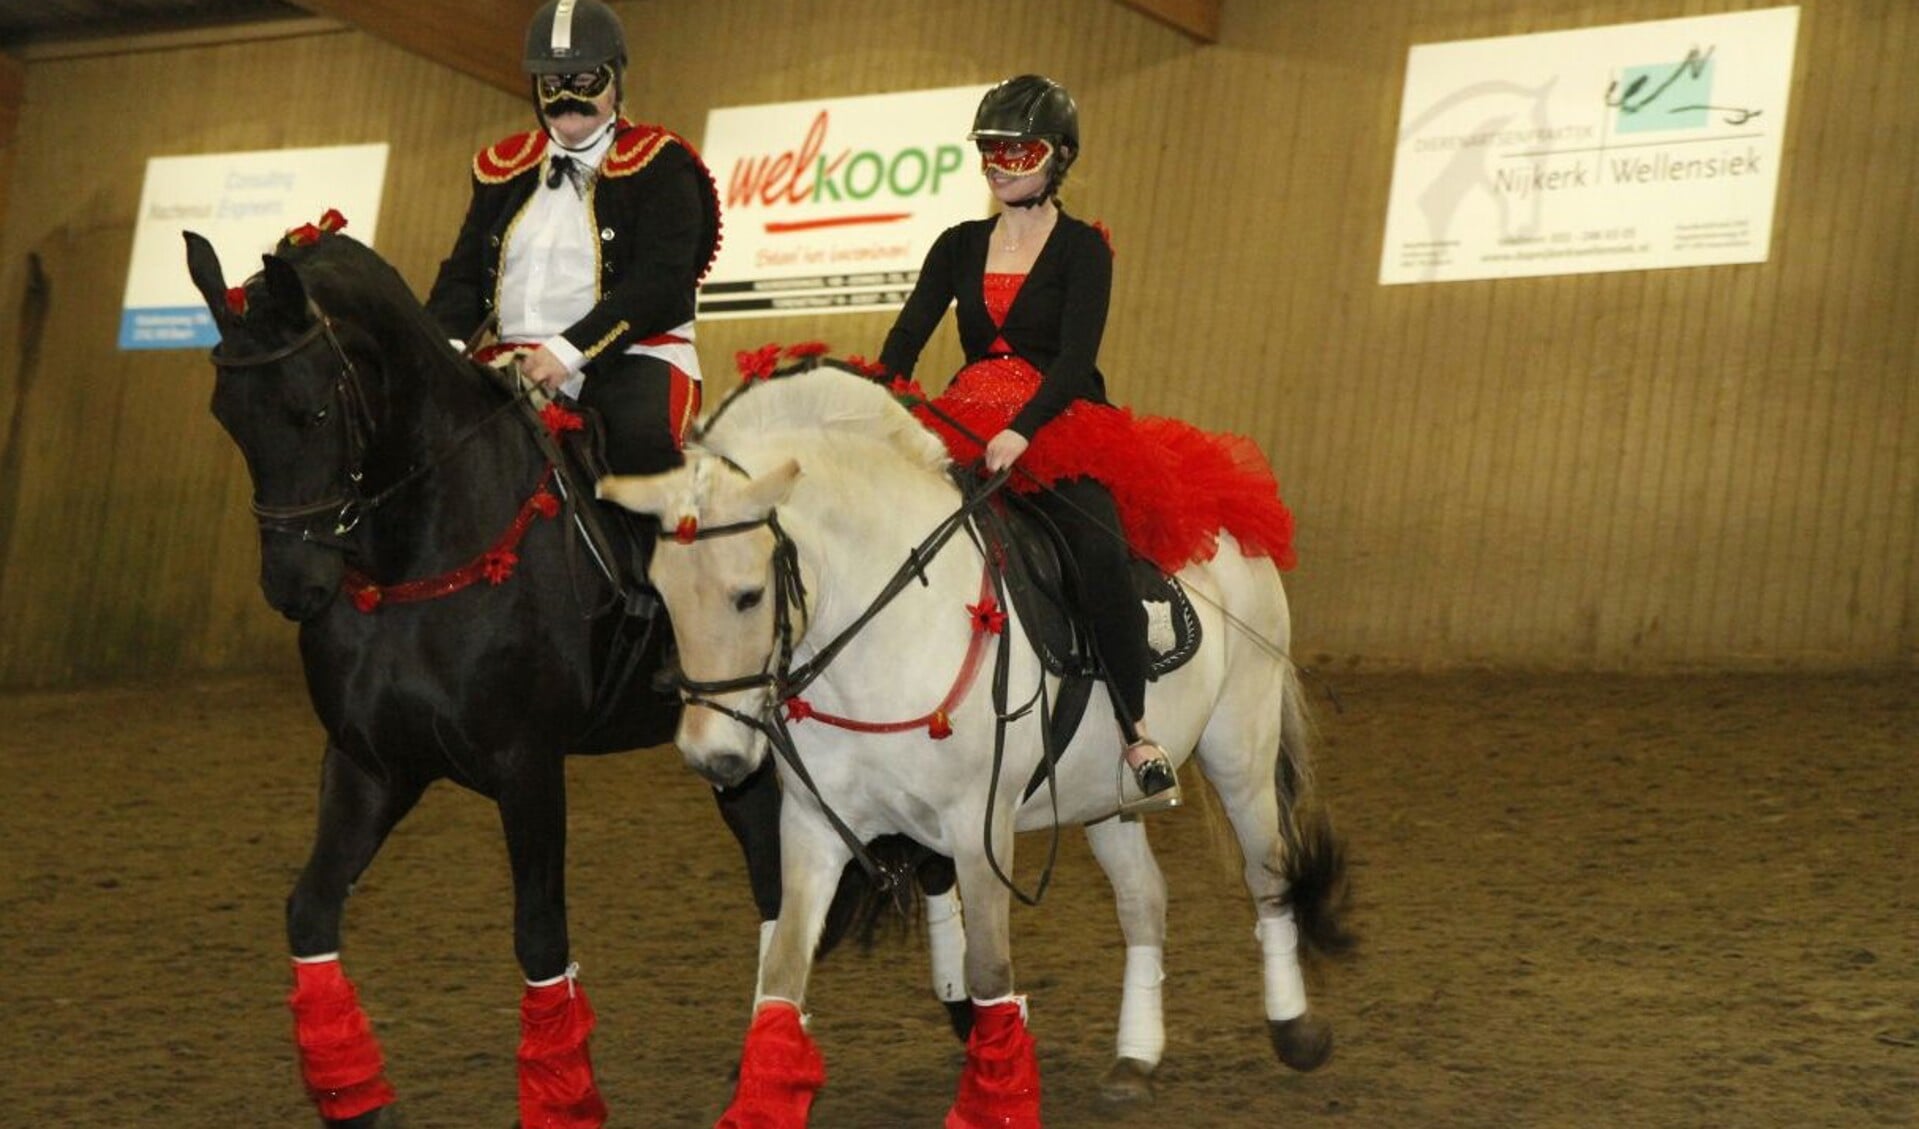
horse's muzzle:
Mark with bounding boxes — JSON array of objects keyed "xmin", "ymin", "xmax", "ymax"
[
  {"xmin": 686, "ymin": 747, "xmax": 755, "ymax": 789},
  {"xmin": 265, "ymin": 579, "xmax": 339, "ymax": 622}
]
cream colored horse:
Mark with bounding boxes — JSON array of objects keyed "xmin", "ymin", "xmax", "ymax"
[{"xmin": 600, "ymin": 366, "xmax": 1349, "ymax": 1127}]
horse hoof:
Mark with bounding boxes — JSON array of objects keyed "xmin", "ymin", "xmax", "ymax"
[
  {"xmin": 1097, "ymin": 1056, "xmax": 1157, "ymax": 1105},
  {"xmin": 1269, "ymin": 1012, "xmax": 1334, "ymax": 1071},
  {"xmin": 327, "ymin": 1107, "xmax": 394, "ymax": 1129},
  {"xmin": 943, "ymin": 998, "xmax": 975, "ymax": 1042}
]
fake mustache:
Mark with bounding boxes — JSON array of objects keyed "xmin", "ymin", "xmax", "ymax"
[{"xmin": 542, "ymin": 95, "xmax": 600, "ymax": 117}]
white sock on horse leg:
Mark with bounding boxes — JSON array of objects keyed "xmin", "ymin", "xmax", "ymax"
[
  {"xmin": 925, "ymin": 889, "xmax": 968, "ymax": 1002},
  {"xmin": 1257, "ymin": 912, "xmax": 1308, "ymax": 1021},
  {"xmin": 1116, "ymin": 944, "xmax": 1166, "ymax": 1065}
]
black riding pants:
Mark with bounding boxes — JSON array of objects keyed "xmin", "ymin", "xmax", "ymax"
[
  {"xmin": 1030, "ymin": 476, "xmax": 1148, "ymax": 725},
  {"xmin": 577, "ymin": 352, "xmax": 696, "ymax": 476}
]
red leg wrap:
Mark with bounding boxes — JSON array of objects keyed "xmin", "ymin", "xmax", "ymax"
[
  {"xmin": 518, "ymin": 975, "xmax": 609, "ymax": 1129},
  {"xmin": 946, "ymin": 999, "xmax": 1042, "ymax": 1129},
  {"xmin": 287, "ymin": 958, "xmax": 397, "ymax": 1122},
  {"xmin": 715, "ymin": 1002, "xmax": 827, "ymax": 1129}
]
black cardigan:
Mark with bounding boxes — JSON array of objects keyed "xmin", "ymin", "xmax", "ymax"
[{"xmin": 879, "ymin": 213, "xmax": 1112, "ymax": 439}]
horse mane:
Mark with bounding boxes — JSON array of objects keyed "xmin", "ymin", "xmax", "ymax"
[
  {"xmin": 269, "ymin": 231, "xmax": 461, "ymax": 366},
  {"xmin": 696, "ymin": 367, "xmax": 952, "ymax": 477}
]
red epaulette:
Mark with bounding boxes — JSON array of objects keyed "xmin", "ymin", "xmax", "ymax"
[
  {"xmin": 603, "ymin": 121, "xmax": 680, "ymax": 178},
  {"xmin": 473, "ymin": 130, "xmax": 548, "ymax": 185}
]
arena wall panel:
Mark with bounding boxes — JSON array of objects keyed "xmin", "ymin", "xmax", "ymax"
[{"xmin": 0, "ymin": 0, "xmax": 1911, "ymax": 687}]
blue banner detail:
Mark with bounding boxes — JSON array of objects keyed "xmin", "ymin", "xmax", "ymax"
[{"xmin": 120, "ymin": 306, "xmax": 218, "ymax": 350}]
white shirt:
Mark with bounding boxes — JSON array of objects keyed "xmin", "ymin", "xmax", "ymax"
[{"xmin": 497, "ymin": 123, "xmax": 700, "ymax": 399}]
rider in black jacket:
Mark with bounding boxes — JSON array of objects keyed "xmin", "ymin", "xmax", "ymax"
[{"xmin": 426, "ymin": 0, "xmax": 719, "ymax": 476}]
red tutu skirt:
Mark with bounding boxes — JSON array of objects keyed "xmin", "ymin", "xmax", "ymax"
[{"xmin": 912, "ymin": 357, "xmax": 1298, "ymax": 574}]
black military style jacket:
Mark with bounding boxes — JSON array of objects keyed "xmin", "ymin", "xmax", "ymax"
[{"xmin": 425, "ymin": 119, "xmax": 721, "ymax": 365}]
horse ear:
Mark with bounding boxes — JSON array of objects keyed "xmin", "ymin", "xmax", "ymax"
[
  {"xmin": 260, "ymin": 253, "xmax": 311, "ymax": 325},
  {"xmin": 738, "ymin": 459, "xmax": 802, "ymax": 516},
  {"xmin": 183, "ymin": 232, "xmax": 231, "ymax": 325},
  {"xmin": 596, "ymin": 472, "xmax": 675, "ymax": 518}
]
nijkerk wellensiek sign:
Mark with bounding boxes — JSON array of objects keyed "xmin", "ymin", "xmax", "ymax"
[{"xmin": 1380, "ymin": 7, "xmax": 1799, "ymax": 285}]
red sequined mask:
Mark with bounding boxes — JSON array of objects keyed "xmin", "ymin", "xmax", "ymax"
[{"xmin": 977, "ymin": 137, "xmax": 1054, "ymax": 177}]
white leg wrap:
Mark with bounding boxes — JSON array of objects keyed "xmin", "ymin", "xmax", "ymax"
[
  {"xmin": 1116, "ymin": 945, "xmax": 1165, "ymax": 1065},
  {"xmin": 751, "ymin": 919, "xmax": 776, "ymax": 1006},
  {"xmin": 925, "ymin": 890, "xmax": 968, "ymax": 1002},
  {"xmin": 1257, "ymin": 913, "xmax": 1308, "ymax": 1021}
]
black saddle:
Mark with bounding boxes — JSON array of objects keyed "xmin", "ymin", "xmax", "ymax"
[{"xmin": 970, "ymin": 485, "xmax": 1202, "ymax": 801}]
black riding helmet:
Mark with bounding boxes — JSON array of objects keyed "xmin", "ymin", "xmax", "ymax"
[
  {"xmin": 525, "ymin": 0, "xmax": 626, "ymax": 73},
  {"xmin": 525, "ymin": 0, "xmax": 628, "ymax": 122},
  {"xmin": 969, "ymin": 75, "xmax": 1079, "ymax": 204}
]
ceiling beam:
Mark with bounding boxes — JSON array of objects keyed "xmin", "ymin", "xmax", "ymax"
[
  {"xmin": 1113, "ymin": 0, "xmax": 1221, "ymax": 43},
  {"xmin": 285, "ymin": 0, "xmax": 529, "ymax": 95}
]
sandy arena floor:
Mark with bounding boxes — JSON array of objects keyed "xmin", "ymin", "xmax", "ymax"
[{"xmin": 3, "ymin": 669, "xmax": 1913, "ymax": 1127}]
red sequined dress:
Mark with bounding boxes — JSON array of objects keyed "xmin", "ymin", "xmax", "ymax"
[{"xmin": 913, "ymin": 272, "xmax": 1298, "ymax": 574}]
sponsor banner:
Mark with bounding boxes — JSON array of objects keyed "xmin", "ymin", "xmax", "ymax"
[
  {"xmin": 121, "ymin": 144, "xmax": 389, "ymax": 349},
  {"xmin": 1380, "ymin": 7, "xmax": 1798, "ymax": 284},
  {"xmin": 699, "ymin": 85, "xmax": 993, "ymax": 319}
]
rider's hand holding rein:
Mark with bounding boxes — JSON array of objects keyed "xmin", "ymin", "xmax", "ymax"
[
  {"xmin": 520, "ymin": 345, "xmax": 571, "ymax": 394},
  {"xmin": 982, "ymin": 429, "xmax": 1029, "ymax": 472}
]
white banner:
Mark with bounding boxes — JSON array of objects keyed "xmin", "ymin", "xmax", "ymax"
[
  {"xmin": 121, "ymin": 143, "xmax": 390, "ymax": 349},
  {"xmin": 1380, "ymin": 7, "xmax": 1798, "ymax": 285},
  {"xmin": 698, "ymin": 85, "xmax": 993, "ymax": 319}
]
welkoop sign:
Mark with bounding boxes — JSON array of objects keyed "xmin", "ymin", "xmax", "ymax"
[{"xmin": 697, "ymin": 85, "xmax": 992, "ymax": 319}]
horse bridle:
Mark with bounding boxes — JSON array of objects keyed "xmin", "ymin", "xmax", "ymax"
[
  {"xmin": 211, "ymin": 301, "xmax": 378, "ymax": 548},
  {"xmin": 211, "ymin": 298, "xmax": 527, "ymax": 553},
  {"xmin": 669, "ymin": 466, "xmax": 1051, "ymax": 892}
]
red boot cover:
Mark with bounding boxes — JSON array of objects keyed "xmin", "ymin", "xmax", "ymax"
[
  {"xmin": 946, "ymin": 1000, "xmax": 1042, "ymax": 1129},
  {"xmin": 287, "ymin": 958, "xmax": 396, "ymax": 1121},
  {"xmin": 518, "ymin": 976, "xmax": 609, "ymax": 1129},
  {"xmin": 715, "ymin": 1002, "xmax": 827, "ymax": 1129}
]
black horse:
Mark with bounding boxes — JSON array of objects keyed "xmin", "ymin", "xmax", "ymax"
[{"xmin": 184, "ymin": 227, "xmax": 783, "ymax": 1129}]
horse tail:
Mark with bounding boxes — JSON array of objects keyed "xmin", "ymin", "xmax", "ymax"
[
  {"xmin": 815, "ymin": 835, "xmax": 933, "ymax": 959},
  {"xmin": 1275, "ymin": 661, "xmax": 1357, "ymax": 961}
]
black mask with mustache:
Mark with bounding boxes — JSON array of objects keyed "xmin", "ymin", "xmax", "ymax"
[{"xmin": 542, "ymin": 95, "xmax": 600, "ymax": 119}]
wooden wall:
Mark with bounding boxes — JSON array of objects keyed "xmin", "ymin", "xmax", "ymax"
[{"xmin": 0, "ymin": 0, "xmax": 1911, "ymax": 688}]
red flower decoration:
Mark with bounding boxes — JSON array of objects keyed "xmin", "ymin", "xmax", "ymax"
[
  {"xmin": 888, "ymin": 376, "xmax": 926, "ymax": 404},
  {"xmin": 736, "ymin": 344, "xmax": 782, "ymax": 382},
  {"xmin": 225, "ymin": 287, "xmax": 248, "ymax": 315},
  {"xmin": 481, "ymin": 549, "xmax": 519, "ymax": 585},
  {"xmin": 674, "ymin": 515, "xmax": 700, "ymax": 544},
  {"xmin": 285, "ymin": 222, "xmax": 322, "ymax": 247},
  {"xmin": 967, "ymin": 596, "xmax": 1006, "ymax": 635},
  {"xmin": 928, "ymin": 711, "xmax": 953, "ymax": 740},
  {"xmin": 844, "ymin": 354, "xmax": 890, "ymax": 379},
  {"xmin": 784, "ymin": 697, "xmax": 814, "ymax": 722},
  {"xmin": 539, "ymin": 402, "xmax": 585, "ymax": 437},
  {"xmin": 1092, "ymin": 218, "xmax": 1115, "ymax": 255},
  {"xmin": 350, "ymin": 586, "xmax": 382, "ymax": 614},
  {"xmin": 316, "ymin": 208, "xmax": 348, "ymax": 233},
  {"xmin": 531, "ymin": 490, "xmax": 560, "ymax": 519},
  {"xmin": 784, "ymin": 340, "xmax": 829, "ymax": 359}
]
